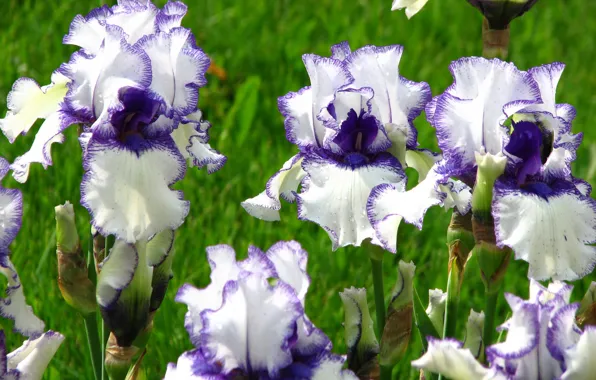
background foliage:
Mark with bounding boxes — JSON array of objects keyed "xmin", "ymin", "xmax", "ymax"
[{"xmin": 1, "ymin": 0, "xmax": 595, "ymax": 378}]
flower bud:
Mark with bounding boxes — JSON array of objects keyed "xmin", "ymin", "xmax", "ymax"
[
  {"xmin": 577, "ymin": 282, "xmax": 596, "ymax": 328},
  {"xmin": 467, "ymin": 0, "xmax": 538, "ymax": 29},
  {"xmin": 463, "ymin": 310, "xmax": 485, "ymax": 359},
  {"xmin": 340, "ymin": 287, "xmax": 380, "ymax": 378},
  {"xmin": 55, "ymin": 202, "xmax": 96, "ymax": 315},
  {"xmin": 472, "ymin": 151, "xmax": 507, "ymax": 220},
  {"xmin": 380, "ymin": 261, "xmax": 415, "ymax": 367},
  {"xmin": 425, "ymin": 289, "xmax": 447, "ymax": 334},
  {"xmin": 148, "ymin": 231, "xmax": 175, "ymax": 313}
]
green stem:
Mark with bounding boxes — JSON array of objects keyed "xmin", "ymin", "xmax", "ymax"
[
  {"xmin": 84, "ymin": 313, "xmax": 103, "ymax": 380},
  {"xmin": 102, "ymin": 321, "xmax": 108, "ymax": 380},
  {"xmin": 482, "ymin": 288, "xmax": 500, "ymax": 361},
  {"xmin": 370, "ymin": 256, "xmax": 386, "ymax": 339},
  {"xmin": 442, "ymin": 265, "xmax": 460, "ymax": 339}
]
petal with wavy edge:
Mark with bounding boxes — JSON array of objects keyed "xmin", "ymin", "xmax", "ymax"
[
  {"xmin": 343, "ymin": 45, "xmax": 431, "ymax": 147},
  {"xmin": 96, "ymin": 241, "xmax": 138, "ymax": 307},
  {"xmin": 137, "ymin": 28, "xmax": 209, "ymax": 116},
  {"xmin": 279, "ymin": 55, "xmax": 352, "ymax": 148},
  {"xmin": 367, "ymin": 166, "xmax": 444, "ymax": 252},
  {"xmin": 81, "ymin": 136, "xmax": 189, "ymax": 243},
  {"xmin": 145, "ymin": 229, "xmax": 174, "ymax": 267},
  {"xmin": 10, "ymin": 110, "xmax": 79, "ymax": 183},
  {"xmin": 61, "ymin": 27, "xmax": 152, "ymax": 124},
  {"xmin": 63, "ymin": 5, "xmax": 112, "ymax": 54},
  {"xmin": 156, "ymin": 1, "xmax": 188, "ymax": 33},
  {"xmin": 108, "ymin": 1, "xmax": 158, "ymax": 45},
  {"xmin": 164, "ymin": 349, "xmax": 223, "ymax": 379},
  {"xmin": 412, "ymin": 338, "xmax": 496, "ymax": 380},
  {"xmin": 0, "ymin": 256, "xmax": 45, "ymax": 337},
  {"xmin": 547, "ymin": 303, "xmax": 581, "ymax": 366},
  {"xmin": 265, "ymin": 241, "xmax": 309, "ymax": 301},
  {"xmin": 0, "ymin": 186, "xmax": 22, "ymax": 252},
  {"xmin": 200, "ymin": 274, "xmax": 302, "ymax": 377},
  {"xmin": 312, "ymin": 354, "xmax": 358, "ymax": 380},
  {"xmin": 0, "ymin": 72, "xmax": 69, "ymax": 143},
  {"xmin": 433, "ymin": 58, "xmax": 541, "ymax": 172},
  {"xmin": 242, "ymin": 154, "xmax": 306, "ymax": 221},
  {"xmin": 171, "ymin": 119, "xmax": 226, "ymax": 173},
  {"xmin": 561, "ymin": 326, "xmax": 596, "ymax": 380},
  {"xmin": 298, "ymin": 153, "xmax": 405, "ymax": 250},
  {"xmin": 330, "ymin": 41, "xmax": 352, "ymax": 61},
  {"xmin": 7, "ymin": 331, "xmax": 64, "ymax": 380},
  {"xmin": 493, "ymin": 179, "xmax": 596, "ymax": 280}
]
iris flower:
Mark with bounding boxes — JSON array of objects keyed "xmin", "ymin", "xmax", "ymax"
[
  {"xmin": 0, "ymin": 0, "xmax": 225, "ymax": 243},
  {"xmin": 243, "ymin": 42, "xmax": 468, "ymax": 251},
  {"xmin": 425, "ymin": 57, "xmax": 595, "ymax": 280},
  {"xmin": 166, "ymin": 241, "xmax": 357, "ymax": 379},
  {"xmin": 413, "ymin": 280, "xmax": 596, "ymax": 379}
]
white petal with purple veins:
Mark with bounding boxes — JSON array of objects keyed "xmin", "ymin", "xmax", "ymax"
[
  {"xmin": 7, "ymin": 331, "xmax": 64, "ymax": 380},
  {"xmin": 0, "ymin": 257, "xmax": 45, "ymax": 337},
  {"xmin": 298, "ymin": 154, "xmax": 405, "ymax": 249},
  {"xmin": 493, "ymin": 181, "xmax": 596, "ymax": 280},
  {"xmin": 108, "ymin": 1, "xmax": 158, "ymax": 45},
  {"xmin": 81, "ymin": 137, "xmax": 189, "ymax": 243},
  {"xmin": 156, "ymin": 1, "xmax": 188, "ymax": 32},
  {"xmin": 0, "ymin": 72, "xmax": 69, "ymax": 143}
]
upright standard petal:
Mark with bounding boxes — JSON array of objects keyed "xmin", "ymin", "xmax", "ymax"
[
  {"xmin": 5, "ymin": 331, "xmax": 64, "ymax": 380},
  {"xmin": 561, "ymin": 326, "xmax": 596, "ymax": 380},
  {"xmin": 493, "ymin": 179, "xmax": 596, "ymax": 280},
  {"xmin": 81, "ymin": 136, "xmax": 189, "ymax": 243},
  {"xmin": 241, "ymin": 154, "xmax": 305, "ymax": 222},
  {"xmin": 297, "ymin": 153, "xmax": 405, "ymax": 249},
  {"xmin": 0, "ymin": 72, "xmax": 69, "ymax": 143},
  {"xmin": 0, "ymin": 256, "xmax": 45, "ymax": 338},
  {"xmin": 432, "ymin": 58, "xmax": 541, "ymax": 175}
]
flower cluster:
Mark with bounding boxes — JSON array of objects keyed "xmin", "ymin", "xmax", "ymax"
[
  {"xmin": 242, "ymin": 42, "xmax": 471, "ymax": 251},
  {"xmin": 423, "ymin": 58, "xmax": 596, "ymax": 280},
  {"xmin": 166, "ymin": 241, "xmax": 357, "ymax": 379},
  {"xmin": 0, "ymin": 0, "xmax": 225, "ymax": 244},
  {"xmin": 0, "ymin": 158, "xmax": 64, "ymax": 379},
  {"xmin": 413, "ymin": 280, "xmax": 596, "ymax": 379}
]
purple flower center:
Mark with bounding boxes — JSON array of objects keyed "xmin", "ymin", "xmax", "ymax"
[
  {"xmin": 110, "ymin": 87, "xmax": 161, "ymax": 151},
  {"xmin": 504, "ymin": 121, "xmax": 548, "ymax": 185},
  {"xmin": 331, "ymin": 108, "xmax": 381, "ymax": 167}
]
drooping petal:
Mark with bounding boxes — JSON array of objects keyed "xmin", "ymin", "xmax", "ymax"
[
  {"xmin": 171, "ymin": 119, "xmax": 227, "ymax": 173},
  {"xmin": 10, "ymin": 110, "xmax": 79, "ymax": 183},
  {"xmin": 6, "ymin": 331, "xmax": 64, "ymax": 380},
  {"xmin": 242, "ymin": 154, "xmax": 306, "ymax": 222},
  {"xmin": 297, "ymin": 153, "xmax": 405, "ymax": 250},
  {"xmin": 96, "ymin": 240, "xmax": 138, "ymax": 308},
  {"xmin": 431, "ymin": 58, "xmax": 541, "ymax": 175},
  {"xmin": 279, "ymin": 55, "xmax": 352, "ymax": 148},
  {"xmin": 343, "ymin": 45, "xmax": 431, "ymax": 147},
  {"xmin": 412, "ymin": 338, "xmax": 496, "ymax": 380},
  {"xmin": 561, "ymin": 326, "xmax": 596, "ymax": 380},
  {"xmin": 0, "ymin": 256, "xmax": 45, "ymax": 337},
  {"xmin": 81, "ymin": 136, "xmax": 189, "ymax": 243},
  {"xmin": 0, "ymin": 72, "xmax": 69, "ymax": 143},
  {"xmin": 137, "ymin": 28, "xmax": 210, "ymax": 117},
  {"xmin": 493, "ymin": 179, "xmax": 596, "ymax": 280},
  {"xmin": 200, "ymin": 274, "xmax": 302, "ymax": 377}
]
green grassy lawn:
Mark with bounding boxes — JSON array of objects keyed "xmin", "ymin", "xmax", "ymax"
[{"xmin": 1, "ymin": 0, "xmax": 595, "ymax": 378}]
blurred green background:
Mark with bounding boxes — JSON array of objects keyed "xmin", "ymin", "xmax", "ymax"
[{"xmin": 1, "ymin": 0, "xmax": 595, "ymax": 378}]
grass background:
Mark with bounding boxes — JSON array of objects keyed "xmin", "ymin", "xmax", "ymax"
[{"xmin": 1, "ymin": 0, "xmax": 595, "ymax": 378}]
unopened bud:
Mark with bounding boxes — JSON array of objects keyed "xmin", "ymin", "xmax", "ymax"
[
  {"xmin": 380, "ymin": 261, "xmax": 415, "ymax": 366},
  {"xmin": 340, "ymin": 287, "xmax": 380, "ymax": 377},
  {"xmin": 463, "ymin": 310, "xmax": 485, "ymax": 359},
  {"xmin": 55, "ymin": 202, "xmax": 96, "ymax": 315},
  {"xmin": 472, "ymin": 151, "xmax": 507, "ymax": 220},
  {"xmin": 577, "ymin": 282, "xmax": 596, "ymax": 328},
  {"xmin": 467, "ymin": 0, "xmax": 538, "ymax": 29},
  {"xmin": 426, "ymin": 289, "xmax": 447, "ymax": 334},
  {"xmin": 105, "ymin": 332, "xmax": 141, "ymax": 380}
]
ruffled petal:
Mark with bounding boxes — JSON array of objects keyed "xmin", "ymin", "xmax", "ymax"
[
  {"xmin": 164, "ymin": 349, "xmax": 224, "ymax": 379},
  {"xmin": 493, "ymin": 179, "xmax": 596, "ymax": 280},
  {"xmin": 63, "ymin": 5, "xmax": 112, "ymax": 54},
  {"xmin": 6, "ymin": 331, "xmax": 64, "ymax": 380},
  {"xmin": 279, "ymin": 55, "xmax": 352, "ymax": 148},
  {"xmin": 96, "ymin": 240, "xmax": 138, "ymax": 307},
  {"xmin": 546, "ymin": 303, "xmax": 581, "ymax": 366},
  {"xmin": 297, "ymin": 153, "xmax": 405, "ymax": 249},
  {"xmin": 265, "ymin": 241, "xmax": 309, "ymax": 302},
  {"xmin": 242, "ymin": 154, "xmax": 306, "ymax": 222},
  {"xmin": 108, "ymin": 1, "xmax": 158, "ymax": 45},
  {"xmin": 0, "ymin": 176, "xmax": 22, "ymax": 252},
  {"xmin": 432, "ymin": 58, "xmax": 541, "ymax": 174},
  {"xmin": 137, "ymin": 28, "xmax": 209, "ymax": 117},
  {"xmin": 311, "ymin": 354, "xmax": 358, "ymax": 380},
  {"xmin": 156, "ymin": 1, "xmax": 188, "ymax": 33},
  {"xmin": 171, "ymin": 120, "xmax": 226, "ymax": 174},
  {"xmin": 0, "ymin": 256, "xmax": 45, "ymax": 337},
  {"xmin": 10, "ymin": 110, "xmax": 78, "ymax": 183},
  {"xmin": 330, "ymin": 41, "xmax": 352, "ymax": 61},
  {"xmin": 200, "ymin": 273, "xmax": 302, "ymax": 377},
  {"xmin": 61, "ymin": 26, "xmax": 152, "ymax": 123},
  {"xmin": 343, "ymin": 45, "xmax": 431, "ymax": 147},
  {"xmin": 0, "ymin": 72, "xmax": 69, "ymax": 143},
  {"xmin": 412, "ymin": 338, "xmax": 495, "ymax": 380},
  {"xmin": 561, "ymin": 326, "xmax": 596, "ymax": 380},
  {"xmin": 81, "ymin": 136, "xmax": 189, "ymax": 243}
]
